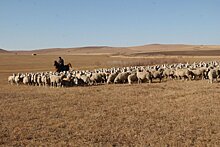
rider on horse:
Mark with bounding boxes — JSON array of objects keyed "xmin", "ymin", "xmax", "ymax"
[
  {"xmin": 54, "ymin": 57, "xmax": 72, "ymax": 72},
  {"xmin": 58, "ymin": 57, "xmax": 64, "ymax": 70}
]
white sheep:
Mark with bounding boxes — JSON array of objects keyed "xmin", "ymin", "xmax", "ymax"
[
  {"xmin": 150, "ymin": 69, "xmax": 163, "ymax": 83},
  {"xmin": 23, "ymin": 73, "xmax": 31, "ymax": 85},
  {"xmin": 90, "ymin": 73, "xmax": 103, "ymax": 85},
  {"xmin": 107, "ymin": 72, "xmax": 118, "ymax": 84},
  {"xmin": 128, "ymin": 73, "xmax": 138, "ymax": 84},
  {"xmin": 208, "ymin": 68, "xmax": 219, "ymax": 83},
  {"xmin": 114, "ymin": 72, "xmax": 130, "ymax": 84},
  {"xmin": 79, "ymin": 74, "xmax": 91, "ymax": 85},
  {"xmin": 136, "ymin": 69, "xmax": 152, "ymax": 84},
  {"xmin": 50, "ymin": 74, "xmax": 62, "ymax": 87},
  {"xmin": 14, "ymin": 73, "xmax": 22, "ymax": 85},
  {"xmin": 8, "ymin": 73, "xmax": 16, "ymax": 85}
]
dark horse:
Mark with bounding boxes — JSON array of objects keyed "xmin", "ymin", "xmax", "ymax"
[{"xmin": 54, "ymin": 61, "xmax": 72, "ymax": 72}]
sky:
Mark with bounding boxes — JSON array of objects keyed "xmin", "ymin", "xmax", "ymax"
[{"xmin": 0, "ymin": 0, "xmax": 220, "ymax": 50}]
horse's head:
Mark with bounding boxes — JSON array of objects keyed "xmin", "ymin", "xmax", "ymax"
[
  {"xmin": 54, "ymin": 60, "xmax": 58, "ymax": 66},
  {"xmin": 68, "ymin": 63, "xmax": 72, "ymax": 68},
  {"xmin": 54, "ymin": 61, "xmax": 60, "ymax": 72}
]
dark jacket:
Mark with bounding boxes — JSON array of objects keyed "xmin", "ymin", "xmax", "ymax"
[{"xmin": 58, "ymin": 58, "xmax": 64, "ymax": 67}]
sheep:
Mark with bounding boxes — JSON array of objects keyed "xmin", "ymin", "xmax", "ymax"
[
  {"xmin": 107, "ymin": 72, "xmax": 118, "ymax": 84},
  {"xmin": 41, "ymin": 74, "xmax": 51, "ymax": 86},
  {"xmin": 90, "ymin": 73, "xmax": 103, "ymax": 85},
  {"xmin": 8, "ymin": 73, "xmax": 16, "ymax": 85},
  {"xmin": 136, "ymin": 69, "xmax": 152, "ymax": 84},
  {"xmin": 50, "ymin": 74, "xmax": 62, "ymax": 87},
  {"xmin": 100, "ymin": 72, "xmax": 108, "ymax": 83},
  {"xmin": 128, "ymin": 73, "xmax": 138, "ymax": 84},
  {"xmin": 208, "ymin": 68, "xmax": 220, "ymax": 83},
  {"xmin": 7, "ymin": 60, "xmax": 220, "ymax": 87},
  {"xmin": 150, "ymin": 69, "xmax": 163, "ymax": 83},
  {"xmin": 61, "ymin": 74, "xmax": 74, "ymax": 87},
  {"xmin": 114, "ymin": 72, "xmax": 130, "ymax": 84},
  {"xmin": 30, "ymin": 73, "xmax": 35, "ymax": 85},
  {"xmin": 14, "ymin": 73, "xmax": 22, "ymax": 85},
  {"xmin": 32, "ymin": 73, "xmax": 38, "ymax": 86},
  {"xmin": 79, "ymin": 74, "xmax": 91, "ymax": 85},
  {"xmin": 23, "ymin": 74, "xmax": 31, "ymax": 85},
  {"xmin": 37, "ymin": 74, "xmax": 42, "ymax": 86},
  {"xmin": 174, "ymin": 69, "xmax": 192, "ymax": 80},
  {"xmin": 163, "ymin": 68, "xmax": 175, "ymax": 79},
  {"xmin": 189, "ymin": 68, "xmax": 206, "ymax": 80},
  {"xmin": 73, "ymin": 77, "xmax": 85, "ymax": 86}
]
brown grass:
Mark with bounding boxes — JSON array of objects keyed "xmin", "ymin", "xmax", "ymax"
[{"xmin": 0, "ymin": 54, "xmax": 220, "ymax": 146}]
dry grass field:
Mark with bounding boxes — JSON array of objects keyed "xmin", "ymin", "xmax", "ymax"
[{"xmin": 0, "ymin": 47, "xmax": 220, "ymax": 146}]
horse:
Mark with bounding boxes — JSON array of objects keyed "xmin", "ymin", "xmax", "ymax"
[
  {"xmin": 54, "ymin": 61, "xmax": 72, "ymax": 72},
  {"xmin": 62, "ymin": 63, "xmax": 72, "ymax": 71}
]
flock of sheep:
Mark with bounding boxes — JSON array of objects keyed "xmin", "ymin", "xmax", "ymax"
[{"xmin": 8, "ymin": 61, "xmax": 220, "ymax": 87}]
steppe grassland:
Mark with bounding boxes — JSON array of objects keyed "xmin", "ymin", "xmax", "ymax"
[{"xmin": 0, "ymin": 54, "xmax": 220, "ymax": 146}]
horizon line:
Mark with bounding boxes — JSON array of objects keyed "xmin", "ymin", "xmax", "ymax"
[{"xmin": 2, "ymin": 43, "xmax": 220, "ymax": 52}]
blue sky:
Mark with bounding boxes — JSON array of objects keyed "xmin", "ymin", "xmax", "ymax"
[{"xmin": 0, "ymin": 0, "xmax": 220, "ymax": 50}]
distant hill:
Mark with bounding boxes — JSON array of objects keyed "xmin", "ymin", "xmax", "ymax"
[
  {"xmin": 0, "ymin": 48, "xmax": 8, "ymax": 53},
  {"xmin": 7, "ymin": 44, "xmax": 220, "ymax": 56}
]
